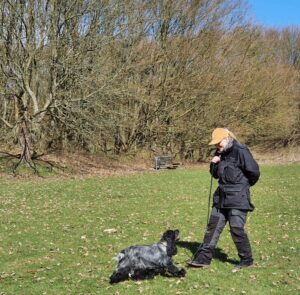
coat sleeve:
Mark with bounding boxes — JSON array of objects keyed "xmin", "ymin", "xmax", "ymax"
[
  {"xmin": 239, "ymin": 147, "xmax": 260, "ymax": 186},
  {"xmin": 209, "ymin": 150, "xmax": 221, "ymax": 179},
  {"xmin": 210, "ymin": 162, "xmax": 219, "ymax": 179}
]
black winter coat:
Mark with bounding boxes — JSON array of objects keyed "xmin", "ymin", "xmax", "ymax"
[{"xmin": 210, "ymin": 140, "xmax": 260, "ymax": 211}]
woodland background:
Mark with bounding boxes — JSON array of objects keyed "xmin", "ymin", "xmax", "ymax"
[{"xmin": 0, "ymin": 0, "xmax": 299, "ymax": 166}]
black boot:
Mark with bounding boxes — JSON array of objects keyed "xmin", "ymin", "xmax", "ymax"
[
  {"xmin": 186, "ymin": 256, "xmax": 210, "ymax": 268},
  {"xmin": 186, "ymin": 245, "xmax": 212, "ymax": 268},
  {"xmin": 234, "ymin": 258, "xmax": 253, "ymax": 269}
]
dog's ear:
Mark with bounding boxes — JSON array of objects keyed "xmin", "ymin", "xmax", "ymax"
[
  {"xmin": 162, "ymin": 230, "xmax": 178, "ymax": 257},
  {"xmin": 162, "ymin": 230, "xmax": 172, "ymax": 241},
  {"xmin": 166, "ymin": 239, "xmax": 177, "ymax": 256}
]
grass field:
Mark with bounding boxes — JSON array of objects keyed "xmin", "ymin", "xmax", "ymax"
[{"xmin": 0, "ymin": 164, "xmax": 299, "ymax": 294}]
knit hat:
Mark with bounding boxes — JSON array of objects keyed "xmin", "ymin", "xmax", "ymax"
[{"xmin": 209, "ymin": 128, "xmax": 235, "ymax": 145}]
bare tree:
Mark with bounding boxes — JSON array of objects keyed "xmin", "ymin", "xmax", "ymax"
[{"xmin": 0, "ymin": 0, "xmax": 299, "ymax": 169}]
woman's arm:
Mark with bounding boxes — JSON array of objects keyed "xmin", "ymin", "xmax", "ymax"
[{"xmin": 240, "ymin": 147, "xmax": 260, "ymax": 186}]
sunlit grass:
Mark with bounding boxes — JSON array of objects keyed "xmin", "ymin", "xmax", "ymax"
[{"xmin": 0, "ymin": 164, "xmax": 299, "ymax": 294}]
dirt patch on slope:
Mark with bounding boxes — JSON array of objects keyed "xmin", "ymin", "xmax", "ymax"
[{"xmin": 1, "ymin": 146, "xmax": 299, "ymax": 180}]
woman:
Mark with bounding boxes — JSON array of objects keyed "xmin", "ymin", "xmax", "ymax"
[{"xmin": 187, "ymin": 128, "xmax": 260, "ymax": 269}]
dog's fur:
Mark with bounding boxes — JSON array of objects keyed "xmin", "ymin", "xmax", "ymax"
[{"xmin": 109, "ymin": 229, "xmax": 186, "ymax": 284}]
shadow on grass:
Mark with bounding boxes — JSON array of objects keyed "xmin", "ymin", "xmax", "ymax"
[{"xmin": 177, "ymin": 241, "xmax": 239, "ymax": 265}]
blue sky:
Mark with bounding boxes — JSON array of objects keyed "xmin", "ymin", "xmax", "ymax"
[{"xmin": 247, "ymin": 0, "xmax": 300, "ymax": 28}]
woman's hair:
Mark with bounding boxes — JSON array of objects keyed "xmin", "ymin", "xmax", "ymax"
[
  {"xmin": 223, "ymin": 129, "xmax": 238, "ymax": 152},
  {"xmin": 225, "ymin": 128, "xmax": 237, "ymax": 141}
]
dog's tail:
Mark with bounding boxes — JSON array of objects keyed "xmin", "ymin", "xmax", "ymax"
[{"xmin": 112, "ymin": 252, "xmax": 125, "ymax": 262}]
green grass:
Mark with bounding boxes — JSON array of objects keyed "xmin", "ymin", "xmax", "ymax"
[{"xmin": 0, "ymin": 164, "xmax": 299, "ymax": 294}]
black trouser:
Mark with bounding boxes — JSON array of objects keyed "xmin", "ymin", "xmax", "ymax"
[{"xmin": 196, "ymin": 207, "xmax": 252, "ymax": 263}]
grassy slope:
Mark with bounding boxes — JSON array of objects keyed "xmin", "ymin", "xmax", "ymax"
[{"xmin": 0, "ymin": 164, "xmax": 299, "ymax": 294}]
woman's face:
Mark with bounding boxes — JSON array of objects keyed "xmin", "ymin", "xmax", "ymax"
[{"xmin": 215, "ymin": 137, "xmax": 229, "ymax": 152}]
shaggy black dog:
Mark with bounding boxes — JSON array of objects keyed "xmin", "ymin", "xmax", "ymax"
[{"xmin": 109, "ymin": 229, "xmax": 186, "ymax": 284}]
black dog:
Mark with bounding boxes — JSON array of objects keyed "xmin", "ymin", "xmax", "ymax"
[{"xmin": 109, "ymin": 229, "xmax": 186, "ymax": 284}]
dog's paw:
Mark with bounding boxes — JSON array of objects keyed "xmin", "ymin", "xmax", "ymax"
[
  {"xmin": 177, "ymin": 268, "xmax": 186, "ymax": 277},
  {"xmin": 173, "ymin": 268, "xmax": 186, "ymax": 278},
  {"xmin": 109, "ymin": 278, "xmax": 117, "ymax": 284}
]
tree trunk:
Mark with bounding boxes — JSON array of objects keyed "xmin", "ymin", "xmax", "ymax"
[{"xmin": 14, "ymin": 119, "xmax": 36, "ymax": 173}]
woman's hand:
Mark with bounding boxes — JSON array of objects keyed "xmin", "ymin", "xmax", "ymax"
[{"xmin": 211, "ymin": 156, "xmax": 221, "ymax": 164}]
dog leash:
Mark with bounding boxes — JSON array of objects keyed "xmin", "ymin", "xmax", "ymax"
[
  {"xmin": 189, "ymin": 173, "xmax": 213, "ymax": 261},
  {"xmin": 206, "ymin": 174, "xmax": 213, "ymax": 226}
]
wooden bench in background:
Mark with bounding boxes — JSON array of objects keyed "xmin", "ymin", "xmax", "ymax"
[{"xmin": 154, "ymin": 156, "xmax": 181, "ymax": 170}]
